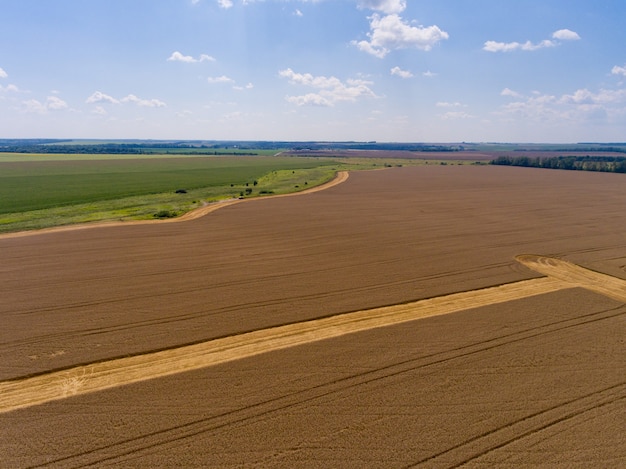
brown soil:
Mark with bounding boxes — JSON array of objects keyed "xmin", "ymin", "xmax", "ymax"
[{"xmin": 0, "ymin": 165, "xmax": 624, "ymax": 467}]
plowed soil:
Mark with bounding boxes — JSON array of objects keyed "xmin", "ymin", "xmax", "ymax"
[{"xmin": 1, "ymin": 165, "xmax": 625, "ymax": 467}]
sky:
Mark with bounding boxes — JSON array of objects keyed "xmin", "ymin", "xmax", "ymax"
[{"xmin": 1, "ymin": 0, "xmax": 626, "ymax": 143}]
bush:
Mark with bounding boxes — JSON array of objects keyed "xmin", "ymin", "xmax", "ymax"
[{"xmin": 154, "ymin": 210, "xmax": 178, "ymax": 219}]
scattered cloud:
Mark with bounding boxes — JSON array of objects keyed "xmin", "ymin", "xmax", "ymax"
[
  {"xmin": 390, "ymin": 66, "xmax": 413, "ymax": 78},
  {"xmin": 294, "ymin": 9, "xmax": 303, "ymax": 17},
  {"xmin": 86, "ymin": 91, "xmax": 119, "ymax": 104},
  {"xmin": 552, "ymin": 29, "xmax": 580, "ymax": 41},
  {"xmin": 22, "ymin": 96, "xmax": 68, "ymax": 114},
  {"xmin": 279, "ymin": 68, "xmax": 377, "ymax": 106},
  {"xmin": 91, "ymin": 106, "xmax": 107, "ymax": 115},
  {"xmin": 0, "ymin": 67, "xmax": 7, "ymax": 78},
  {"xmin": 233, "ymin": 82, "xmax": 254, "ymax": 90},
  {"xmin": 484, "ymin": 29, "xmax": 580, "ymax": 52},
  {"xmin": 497, "ymin": 82, "xmax": 626, "ymax": 124},
  {"xmin": 0, "ymin": 84, "xmax": 20, "ymax": 93},
  {"xmin": 436, "ymin": 101, "xmax": 465, "ymax": 108},
  {"xmin": 354, "ymin": 14, "xmax": 448, "ymax": 58},
  {"xmin": 207, "ymin": 75, "xmax": 235, "ymax": 84},
  {"xmin": 86, "ymin": 91, "xmax": 165, "ymax": 107},
  {"xmin": 121, "ymin": 94, "xmax": 166, "ymax": 107},
  {"xmin": 440, "ymin": 111, "xmax": 475, "ymax": 119},
  {"xmin": 611, "ymin": 64, "xmax": 626, "ymax": 77},
  {"xmin": 46, "ymin": 96, "xmax": 68, "ymax": 110},
  {"xmin": 167, "ymin": 51, "xmax": 215, "ymax": 63},
  {"xmin": 217, "ymin": 0, "xmax": 233, "ymax": 8},
  {"xmin": 501, "ymin": 88, "xmax": 522, "ymax": 98},
  {"xmin": 422, "ymin": 70, "xmax": 437, "ymax": 77},
  {"xmin": 356, "ymin": 0, "xmax": 406, "ymax": 14}
]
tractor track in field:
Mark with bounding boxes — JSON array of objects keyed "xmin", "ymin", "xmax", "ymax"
[
  {"xmin": 1, "ymin": 255, "xmax": 625, "ymax": 417},
  {"xmin": 12, "ymin": 297, "xmax": 626, "ymax": 468},
  {"xmin": 0, "ymin": 275, "xmax": 571, "ymax": 415}
]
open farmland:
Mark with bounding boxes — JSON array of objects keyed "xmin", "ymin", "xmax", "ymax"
[
  {"xmin": 0, "ymin": 154, "xmax": 340, "ymax": 233},
  {"xmin": 0, "ymin": 155, "xmax": 334, "ymax": 213},
  {"xmin": 0, "ymin": 165, "xmax": 625, "ymax": 467}
]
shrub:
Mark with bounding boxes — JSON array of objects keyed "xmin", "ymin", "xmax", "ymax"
[{"xmin": 154, "ymin": 210, "xmax": 178, "ymax": 219}]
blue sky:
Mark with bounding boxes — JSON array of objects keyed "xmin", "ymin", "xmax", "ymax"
[{"xmin": 2, "ymin": 0, "xmax": 626, "ymax": 142}]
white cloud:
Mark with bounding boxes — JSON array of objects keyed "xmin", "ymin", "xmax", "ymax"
[
  {"xmin": 354, "ymin": 14, "xmax": 449, "ymax": 58},
  {"xmin": 294, "ymin": 9, "xmax": 303, "ymax": 17},
  {"xmin": 483, "ymin": 39, "xmax": 555, "ymax": 52},
  {"xmin": 0, "ymin": 67, "xmax": 7, "ymax": 78},
  {"xmin": 484, "ymin": 29, "xmax": 580, "ymax": 52},
  {"xmin": 560, "ymin": 88, "xmax": 626, "ymax": 105},
  {"xmin": 217, "ymin": 0, "xmax": 233, "ymax": 8},
  {"xmin": 22, "ymin": 96, "xmax": 68, "ymax": 113},
  {"xmin": 497, "ymin": 86, "xmax": 626, "ymax": 124},
  {"xmin": 440, "ymin": 111, "xmax": 475, "ymax": 119},
  {"xmin": 86, "ymin": 91, "xmax": 119, "ymax": 104},
  {"xmin": 422, "ymin": 70, "xmax": 436, "ymax": 77},
  {"xmin": 279, "ymin": 68, "xmax": 377, "ymax": 106},
  {"xmin": 167, "ymin": 51, "xmax": 215, "ymax": 63},
  {"xmin": 207, "ymin": 75, "xmax": 234, "ymax": 84},
  {"xmin": 46, "ymin": 96, "xmax": 68, "ymax": 110},
  {"xmin": 233, "ymin": 82, "xmax": 254, "ymax": 90},
  {"xmin": 501, "ymin": 88, "xmax": 522, "ymax": 98},
  {"xmin": 22, "ymin": 99, "xmax": 47, "ymax": 114},
  {"xmin": 436, "ymin": 101, "xmax": 465, "ymax": 107},
  {"xmin": 91, "ymin": 106, "xmax": 107, "ymax": 115},
  {"xmin": 356, "ymin": 0, "xmax": 406, "ymax": 14},
  {"xmin": 552, "ymin": 29, "xmax": 580, "ymax": 41},
  {"xmin": 390, "ymin": 66, "xmax": 413, "ymax": 78},
  {"xmin": 121, "ymin": 94, "xmax": 166, "ymax": 107},
  {"xmin": 0, "ymin": 83, "xmax": 19, "ymax": 93},
  {"xmin": 86, "ymin": 91, "xmax": 165, "ymax": 107},
  {"xmin": 611, "ymin": 64, "xmax": 626, "ymax": 77}
]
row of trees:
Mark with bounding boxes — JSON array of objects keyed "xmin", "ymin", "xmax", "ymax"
[
  {"xmin": 491, "ymin": 155, "xmax": 626, "ymax": 173},
  {"xmin": 0, "ymin": 142, "xmax": 259, "ymax": 155}
]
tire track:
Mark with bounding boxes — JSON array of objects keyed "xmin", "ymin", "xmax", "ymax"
[
  {"xmin": 0, "ymin": 276, "xmax": 569, "ymax": 414},
  {"xmin": 4, "ymin": 254, "xmax": 626, "ymax": 414},
  {"xmin": 405, "ymin": 383, "xmax": 626, "ymax": 468},
  {"xmin": 24, "ymin": 302, "xmax": 626, "ymax": 468}
]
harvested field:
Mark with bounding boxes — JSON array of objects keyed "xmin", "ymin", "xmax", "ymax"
[{"xmin": 1, "ymin": 165, "xmax": 625, "ymax": 467}]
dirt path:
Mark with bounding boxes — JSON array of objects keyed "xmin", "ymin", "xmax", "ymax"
[
  {"xmin": 0, "ymin": 275, "xmax": 570, "ymax": 414},
  {"xmin": 0, "ymin": 171, "xmax": 349, "ymax": 239},
  {"xmin": 517, "ymin": 254, "xmax": 626, "ymax": 302},
  {"xmin": 4, "ymin": 254, "xmax": 625, "ymax": 414}
]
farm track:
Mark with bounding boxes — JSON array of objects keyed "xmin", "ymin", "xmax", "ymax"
[
  {"xmin": 9, "ymin": 297, "xmax": 625, "ymax": 468},
  {"xmin": 3, "ymin": 255, "xmax": 625, "ymax": 415},
  {"xmin": 0, "ymin": 276, "xmax": 567, "ymax": 413},
  {"xmin": 517, "ymin": 254, "xmax": 626, "ymax": 302}
]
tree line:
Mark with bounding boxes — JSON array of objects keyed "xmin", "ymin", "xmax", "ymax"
[{"xmin": 490, "ymin": 155, "xmax": 626, "ymax": 173}]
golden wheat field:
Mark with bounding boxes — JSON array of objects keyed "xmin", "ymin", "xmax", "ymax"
[{"xmin": 1, "ymin": 165, "xmax": 625, "ymax": 467}]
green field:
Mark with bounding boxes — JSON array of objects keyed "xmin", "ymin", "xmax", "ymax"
[{"xmin": 0, "ymin": 154, "xmax": 343, "ymax": 233}]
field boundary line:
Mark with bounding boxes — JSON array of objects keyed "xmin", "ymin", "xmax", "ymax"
[
  {"xmin": 0, "ymin": 275, "xmax": 570, "ymax": 414},
  {"xmin": 0, "ymin": 171, "xmax": 349, "ymax": 239}
]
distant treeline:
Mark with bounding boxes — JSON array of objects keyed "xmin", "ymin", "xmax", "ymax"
[
  {"xmin": 491, "ymin": 155, "xmax": 626, "ymax": 173},
  {"xmin": 0, "ymin": 142, "xmax": 259, "ymax": 156},
  {"xmin": 0, "ymin": 139, "xmax": 460, "ymax": 155}
]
